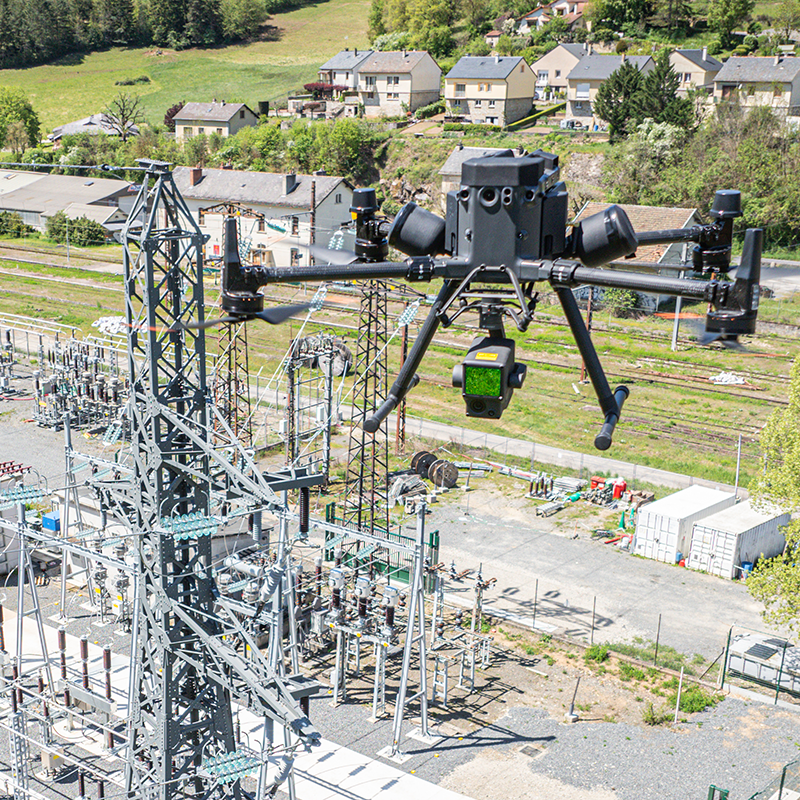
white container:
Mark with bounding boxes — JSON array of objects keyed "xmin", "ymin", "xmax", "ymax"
[
  {"xmin": 633, "ymin": 485, "xmax": 736, "ymax": 564},
  {"xmin": 688, "ymin": 499, "xmax": 790, "ymax": 579}
]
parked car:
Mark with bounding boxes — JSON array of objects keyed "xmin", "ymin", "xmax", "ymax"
[{"xmin": 559, "ymin": 119, "xmax": 588, "ymax": 130}]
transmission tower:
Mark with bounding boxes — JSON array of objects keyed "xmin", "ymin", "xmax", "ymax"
[
  {"xmin": 101, "ymin": 160, "xmax": 318, "ymax": 800},
  {"xmin": 213, "ymin": 218, "xmax": 253, "ymax": 447},
  {"xmin": 343, "ymin": 280, "xmax": 389, "ymax": 536}
]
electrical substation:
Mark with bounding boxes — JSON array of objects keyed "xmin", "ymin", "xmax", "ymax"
[{"xmin": 0, "ymin": 148, "xmax": 773, "ymax": 800}]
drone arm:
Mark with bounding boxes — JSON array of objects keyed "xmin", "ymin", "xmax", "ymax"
[
  {"xmin": 363, "ymin": 279, "xmax": 459, "ymax": 433},
  {"xmin": 254, "ymin": 257, "xmax": 437, "ymax": 286},
  {"xmin": 553, "ymin": 285, "xmax": 627, "ymax": 451}
]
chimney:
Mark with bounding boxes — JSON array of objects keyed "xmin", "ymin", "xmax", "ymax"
[
  {"xmin": 621, "ymin": 52, "xmax": 626, "ymax": 63},
  {"xmin": 285, "ymin": 173, "xmax": 298, "ymax": 194},
  {"xmin": 588, "ymin": 42, "xmax": 593, "ymax": 55},
  {"xmin": 702, "ymin": 46, "xmax": 707, "ymax": 61},
  {"xmin": 190, "ymin": 166, "xmax": 203, "ymax": 186},
  {"xmin": 354, "ymin": 48, "xmax": 357, "ymax": 56},
  {"xmin": 775, "ymin": 55, "xmax": 782, "ymax": 65},
  {"xmin": 495, "ymin": 55, "xmax": 500, "ymax": 63}
]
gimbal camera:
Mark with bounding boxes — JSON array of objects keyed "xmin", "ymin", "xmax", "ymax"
[{"xmin": 217, "ymin": 149, "xmax": 761, "ymax": 451}]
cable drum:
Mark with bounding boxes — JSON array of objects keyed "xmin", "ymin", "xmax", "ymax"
[{"xmin": 428, "ymin": 459, "xmax": 459, "ymax": 489}]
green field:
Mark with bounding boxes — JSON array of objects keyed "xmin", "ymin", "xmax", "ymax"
[{"xmin": 0, "ymin": 0, "xmax": 371, "ymax": 133}]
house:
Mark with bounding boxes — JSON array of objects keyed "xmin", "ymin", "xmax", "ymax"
[
  {"xmin": 530, "ymin": 43, "xmax": 590, "ymax": 98},
  {"xmin": 172, "ymin": 167, "xmax": 354, "ymax": 268},
  {"xmin": 485, "ymin": 30, "xmax": 503, "ymax": 49},
  {"xmin": 356, "ymin": 51, "xmax": 441, "ymax": 118},
  {"xmin": 444, "ymin": 56, "xmax": 536, "ymax": 126},
  {"xmin": 318, "ymin": 49, "xmax": 374, "ymax": 90},
  {"xmin": 670, "ymin": 48, "xmax": 723, "ymax": 95},
  {"xmin": 712, "ymin": 56, "xmax": 800, "ymax": 117},
  {"xmin": 48, "ymin": 113, "xmax": 140, "ymax": 142},
  {"xmin": 0, "ymin": 169, "xmax": 135, "ymax": 231},
  {"xmin": 571, "ymin": 201, "xmax": 701, "ymax": 310},
  {"xmin": 172, "ymin": 102, "xmax": 259, "ymax": 142},
  {"xmin": 566, "ymin": 54, "xmax": 654, "ymax": 127},
  {"xmin": 517, "ymin": 0, "xmax": 590, "ymax": 34}
]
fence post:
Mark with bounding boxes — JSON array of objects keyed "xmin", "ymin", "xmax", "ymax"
[
  {"xmin": 532, "ymin": 578, "xmax": 538, "ymax": 631},
  {"xmin": 674, "ymin": 666, "xmax": 684, "ymax": 723},
  {"xmin": 590, "ymin": 596, "xmax": 596, "ymax": 645},
  {"xmin": 719, "ymin": 627, "xmax": 732, "ymax": 690},
  {"xmin": 776, "ymin": 640, "xmax": 788, "ymax": 705},
  {"xmin": 653, "ymin": 613, "xmax": 661, "ymax": 666}
]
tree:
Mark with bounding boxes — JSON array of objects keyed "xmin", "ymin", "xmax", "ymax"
[
  {"xmin": 772, "ymin": 0, "xmax": 800, "ymax": 42},
  {"xmin": 589, "ymin": 0, "xmax": 652, "ymax": 30},
  {"xmin": 632, "ymin": 48, "xmax": 694, "ymax": 128},
  {"xmin": 186, "ymin": 0, "xmax": 223, "ymax": 44},
  {"xmin": 164, "ymin": 101, "xmax": 185, "ymax": 132},
  {"xmin": 708, "ymin": 0, "xmax": 755, "ymax": 45},
  {"xmin": 368, "ymin": 0, "xmax": 386, "ymax": 39},
  {"xmin": 5, "ymin": 120, "xmax": 29, "ymax": 158},
  {"xmin": 102, "ymin": 92, "xmax": 144, "ymax": 142},
  {"xmin": 220, "ymin": 0, "xmax": 266, "ymax": 39},
  {"xmin": 746, "ymin": 357, "xmax": 800, "ymax": 635},
  {"xmin": 93, "ymin": 0, "xmax": 135, "ymax": 44},
  {"xmin": 0, "ymin": 88, "xmax": 40, "ymax": 152},
  {"xmin": 593, "ymin": 60, "xmax": 644, "ymax": 140}
]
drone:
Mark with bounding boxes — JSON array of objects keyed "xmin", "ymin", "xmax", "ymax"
[{"xmin": 198, "ymin": 149, "xmax": 761, "ymax": 452}]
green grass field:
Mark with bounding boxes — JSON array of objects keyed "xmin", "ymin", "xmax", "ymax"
[{"xmin": 0, "ymin": 0, "xmax": 370, "ymax": 133}]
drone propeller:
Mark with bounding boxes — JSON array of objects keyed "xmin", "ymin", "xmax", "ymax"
[
  {"xmin": 176, "ymin": 302, "xmax": 311, "ymax": 331},
  {"xmin": 305, "ymin": 243, "xmax": 359, "ymax": 266},
  {"xmin": 698, "ymin": 331, "xmax": 748, "ymax": 350}
]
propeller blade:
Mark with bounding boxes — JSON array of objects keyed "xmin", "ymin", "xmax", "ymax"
[
  {"xmin": 306, "ymin": 243, "xmax": 359, "ymax": 266},
  {"xmin": 698, "ymin": 331, "xmax": 722, "ymax": 346},
  {"xmin": 254, "ymin": 303, "xmax": 311, "ymax": 325},
  {"xmin": 176, "ymin": 316, "xmax": 241, "ymax": 331}
]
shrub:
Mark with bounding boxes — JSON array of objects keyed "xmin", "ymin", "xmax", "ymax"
[
  {"xmin": 602, "ymin": 287, "xmax": 637, "ymax": 317},
  {"xmin": 615, "ymin": 39, "xmax": 630, "ymax": 53},
  {"xmin": 415, "ymin": 100, "xmax": 445, "ymax": 119},
  {"xmin": 707, "ymin": 39, "xmax": 722, "ymax": 55},
  {"xmin": 443, "ymin": 122, "xmax": 503, "ymax": 133},
  {"xmin": 584, "ymin": 644, "xmax": 610, "ymax": 663},
  {"xmin": 45, "ymin": 211, "xmax": 107, "ymax": 246},
  {"xmin": 115, "ymin": 75, "xmax": 151, "ymax": 86},
  {"xmin": 669, "ymin": 684, "xmax": 722, "ymax": 714},
  {"xmin": 743, "ymin": 34, "xmax": 758, "ymax": 51},
  {"xmin": 642, "ymin": 702, "xmax": 671, "ymax": 725},
  {"xmin": 618, "ymin": 661, "xmax": 646, "ymax": 681},
  {"xmin": 0, "ymin": 211, "xmax": 34, "ymax": 238}
]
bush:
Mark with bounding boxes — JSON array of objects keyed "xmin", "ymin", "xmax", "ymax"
[
  {"xmin": 642, "ymin": 702, "xmax": 671, "ymax": 725},
  {"xmin": 706, "ymin": 39, "xmax": 722, "ymax": 55},
  {"xmin": 415, "ymin": 100, "xmax": 445, "ymax": 119},
  {"xmin": 615, "ymin": 39, "xmax": 630, "ymax": 53},
  {"xmin": 584, "ymin": 644, "xmax": 610, "ymax": 663},
  {"xmin": 115, "ymin": 75, "xmax": 151, "ymax": 86},
  {"xmin": 669, "ymin": 684, "xmax": 722, "ymax": 714},
  {"xmin": 45, "ymin": 211, "xmax": 107, "ymax": 246},
  {"xmin": 618, "ymin": 661, "xmax": 646, "ymax": 681},
  {"xmin": 602, "ymin": 287, "xmax": 637, "ymax": 317},
  {"xmin": 743, "ymin": 34, "xmax": 757, "ymax": 51},
  {"xmin": 733, "ymin": 44, "xmax": 750, "ymax": 55},
  {"xmin": 443, "ymin": 122, "xmax": 503, "ymax": 133},
  {"xmin": 0, "ymin": 211, "xmax": 34, "ymax": 238}
]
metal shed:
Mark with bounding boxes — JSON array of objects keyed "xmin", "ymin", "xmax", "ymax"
[
  {"xmin": 633, "ymin": 485, "xmax": 736, "ymax": 564},
  {"xmin": 688, "ymin": 499, "xmax": 790, "ymax": 579}
]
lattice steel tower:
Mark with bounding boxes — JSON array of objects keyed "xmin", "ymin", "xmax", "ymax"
[{"xmin": 119, "ymin": 161, "xmax": 317, "ymax": 800}]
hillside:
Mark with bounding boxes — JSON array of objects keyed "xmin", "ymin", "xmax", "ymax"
[{"xmin": 0, "ymin": 0, "xmax": 370, "ymax": 132}]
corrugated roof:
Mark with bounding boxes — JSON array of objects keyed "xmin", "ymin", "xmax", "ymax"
[
  {"xmin": 714, "ymin": 56, "xmax": 800, "ymax": 84},
  {"xmin": 438, "ymin": 146, "xmax": 517, "ymax": 176},
  {"xmin": 49, "ymin": 113, "xmax": 140, "ymax": 140},
  {"xmin": 446, "ymin": 56, "xmax": 526, "ymax": 80},
  {"xmin": 573, "ymin": 202, "xmax": 699, "ymax": 262},
  {"xmin": 61, "ymin": 203, "xmax": 124, "ymax": 225},
  {"xmin": 694, "ymin": 499, "xmax": 790, "ymax": 536},
  {"xmin": 172, "ymin": 167, "xmax": 348, "ymax": 209},
  {"xmin": 639, "ymin": 485, "xmax": 735, "ymax": 520},
  {"xmin": 174, "ymin": 102, "xmax": 256, "ymax": 123},
  {"xmin": 319, "ymin": 49, "xmax": 374, "ymax": 71},
  {"xmin": 567, "ymin": 54, "xmax": 652, "ymax": 81},
  {"xmin": 0, "ymin": 170, "xmax": 132, "ymax": 216},
  {"xmin": 675, "ymin": 49, "xmax": 723, "ymax": 71},
  {"xmin": 359, "ymin": 51, "xmax": 435, "ymax": 74}
]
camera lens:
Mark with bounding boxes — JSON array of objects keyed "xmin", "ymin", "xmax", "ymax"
[
  {"xmin": 469, "ymin": 399, "xmax": 486, "ymax": 413},
  {"xmin": 479, "ymin": 188, "xmax": 498, "ymax": 208}
]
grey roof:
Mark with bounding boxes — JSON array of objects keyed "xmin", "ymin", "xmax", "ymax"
[
  {"xmin": 0, "ymin": 170, "xmax": 133, "ymax": 217},
  {"xmin": 714, "ymin": 56, "xmax": 800, "ymax": 84},
  {"xmin": 172, "ymin": 167, "xmax": 348, "ymax": 209},
  {"xmin": 446, "ymin": 56, "xmax": 526, "ymax": 80},
  {"xmin": 49, "ymin": 114, "xmax": 139, "ymax": 141},
  {"xmin": 439, "ymin": 146, "xmax": 517, "ymax": 176},
  {"xmin": 173, "ymin": 102, "xmax": 256, "ymax": 123},
  {"xmin": 567, "ymin": 54, "xmax": 652, "ymax": 81},
  {"xmin": 561, "ymin": 43, "xmax": 590, "ymax": 58},
  {"xmin": 358, "ymin": 50, "xmax": 438, "ymax": 75},
  {"xmin": 319, "ymin": 49, "xmax": 374, "ymax": 71},
  {"xmin": 675, "ymin": 49, "xmax": 723, "ymax": 71}
]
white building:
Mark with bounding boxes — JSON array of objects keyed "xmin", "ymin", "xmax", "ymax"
[
  {"xmin": 171, "ymin": 167, "xmax": 354, "ymax": 267},
  {"xmin": 688, "ymin": 500, "xmax": 790, "ymax": 579},
  {"xmin": 634, "ymin": 485, "xmax": 736, "ymax": 564},
  {"xmin": 356, "ymin": 50, "xmax": 442, "ymax": 118}
]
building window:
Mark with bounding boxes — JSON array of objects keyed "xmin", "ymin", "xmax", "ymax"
[
  {"xmin": 388, "ymin": 75, "xmax": 400, "ymax": 85},
  {"xmin": 555, "ymin": 69, "xmax": 561, "ymax": 78},
  {"xmin": 576, "ymin": 82, "xmax": 590, "ymax": 99},
  {"xmin": 257, "ymin": 219, "xmax": 265, "ymax": 232},
  {"xmin": 239, "ymin": 109, "xmax": 245, "ymax": 118},
  {"xmin": 488, "ymin": 99, "xmax": 495, "ymax": 108},
  {"xmin": 520, "ymin": 64, "xmax": 525, "ymax": 72},
  {"xmin": 455, "ymin": 83, "xmax": 466, "ymax": 97},
  {"xmin": 475, "ymin": 99, "xmax": 482, "ymax": 106},
  {"xmin": 335, "ymin": 193, "xmax": 342, "ymax": 204},
  {"xmin": 684, "ymin": 73, "xmax": 692, "ymax": 83},
  {"xmin": 198, "ymin": 127, "xmax": 205, "ymax": 134},
  {"xmin": 478, "ymin": 83, "xmax": 484, "ymax": 91},
  {"xmin": 185, "ymin": 126, "xmax": 193, "ymax": 136},
  {"xmin": 291, "ymin": 216, "xmax": 299, "ymax": 235},
  {"xmin": 388, "ymin": 92, "xmax": 399, "ymax": 99},
  {"xmin": 538, "ymin": 70, "xmax": 548, "ymax": 82},
  {"xmin": 216, "ymin": 128, "xmax": 223, "ymax": 135},
  {"xmin": 366, "ymin": 91, "xmax": 374, "ymax": 99},
  {"xmin": 364, "ymin": 76, "xmax": 376, "ymax": 87},
  {"xmin": 774, "ymin": 85, "xmax": 783, "ymax": 97},
  {"xmin": 290, "ymin": 247, "xmax": 300, "ymax": 266},
  {"xmin": 575, "ymin": 101, "xmax": 583, "ymax": 109},
  {"xmin": 198, "ymin": 209, "xmax": 205, "ymax": 224}
]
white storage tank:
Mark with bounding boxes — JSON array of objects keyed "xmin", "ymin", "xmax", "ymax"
[
  {"xmin": 633, "ymin": 485, "xmax": 736, "ymax": 564},
  {"xmin": 688, "ymin": 499, "xmax": 790, "ymax": 579}
]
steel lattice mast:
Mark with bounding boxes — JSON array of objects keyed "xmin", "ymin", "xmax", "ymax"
[{"xmin": 119, "ymin": 161, "xmax": 318, "ymax": 800}]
